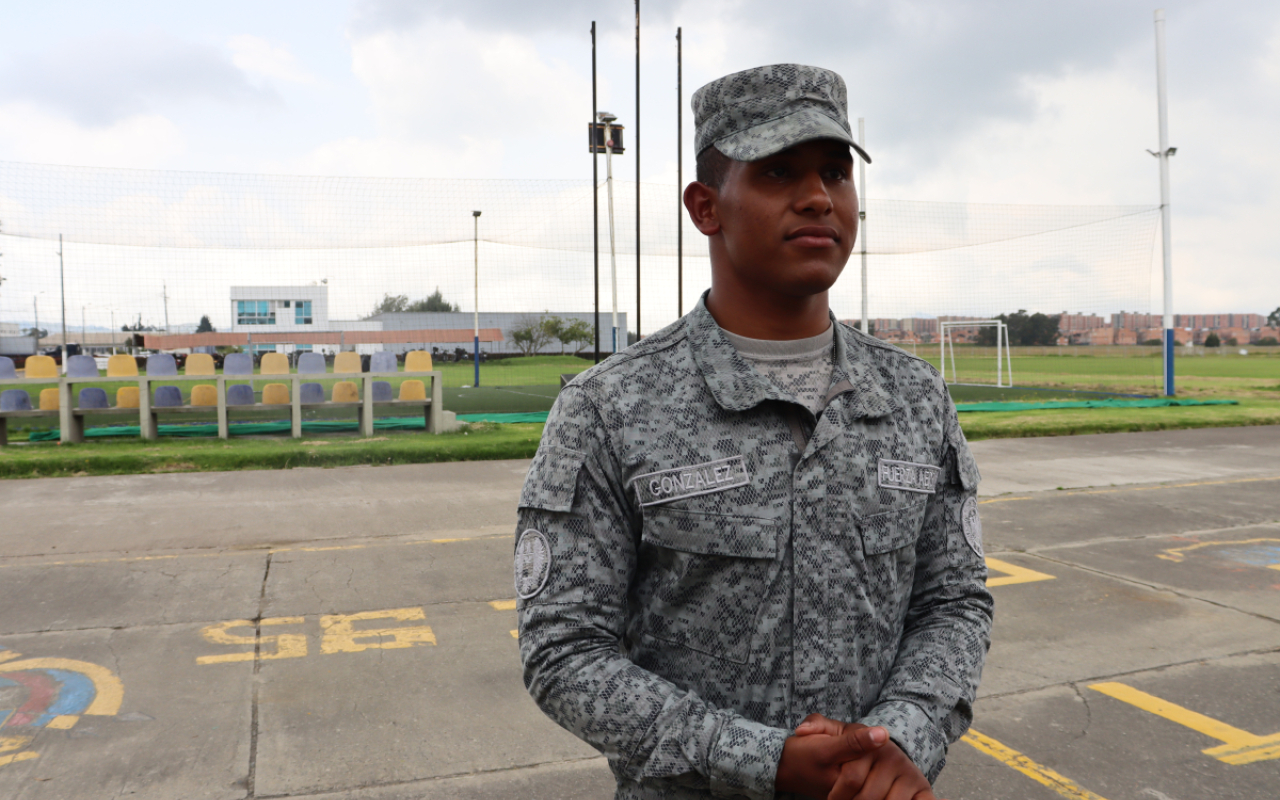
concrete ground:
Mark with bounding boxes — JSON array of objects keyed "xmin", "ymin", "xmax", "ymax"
[{"xmin": 0, "ymin": 426, "xmax": 1278, "ymax": 799}]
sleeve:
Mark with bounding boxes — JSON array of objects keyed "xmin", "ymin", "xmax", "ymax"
[
  {"xmin": 858, "ymin": 388, "xmax": 994, "ymax": 782},
  {"xmin": 516, "ymin": 385, "xmax": 789, "ymax": 800}
]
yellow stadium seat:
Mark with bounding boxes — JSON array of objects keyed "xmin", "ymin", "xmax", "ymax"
[
  {"xmin": 185, "ymin": 353, "xmax": 215, "ymax": 375},
  {"xmin": 39, "ymin": 388, "xmax": 59, "ymax": 410},
  {"xmin": 260, "ymin": 353, "xmax": 290, "ymax": 375},
  {"xmin": 334, "ymin": 352, "xmax": 361, "ymax": 374},
  {"xmin": 116, "ymin": 386, "xmax": 140, "ymax": 408},
  {"xmin": 106, "ymin": 354, "xmax": 139, "ymax": 377},
  {"xmin": 191, "ymin": 385, "xmax": 218, "ymax": 406},
  {"xmin": 398, "ymin": 380, "xmax": 426, "ymax": 401},
  {"xmin": 25, "ymin": 356, "xmax": 59, "ymax": 379},
  {"xmin": 262, "ymin": 383, "xmax": 290, "ymax": 404},
  {"xmin": 332, "ymin": 381, "xmax": 359, "ymax": 403},
  {"xmin": 404, "ymin": 351, "xmax": 433, "ymax": 372}
]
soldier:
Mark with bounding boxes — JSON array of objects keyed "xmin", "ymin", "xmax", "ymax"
[{"xmin": 516, "ymin": 63, "xmax": 993, "ymax": 799}]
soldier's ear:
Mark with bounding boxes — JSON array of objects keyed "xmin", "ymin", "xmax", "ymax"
[{"xmin": 683, "ymin": 181, "xmax": 721, "ymax": 237}]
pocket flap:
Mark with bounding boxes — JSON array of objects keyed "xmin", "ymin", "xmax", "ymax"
[
  {"xmin": 642, "ymin": 508, "xmax": 779, "ymax": 559},
  {"xmin": 860, "ymin": 500, "xmax": 928, "ymax": 556},
  {"xmin": 519, "ymin": 446, "xmax": 585, "ymax": 512}
]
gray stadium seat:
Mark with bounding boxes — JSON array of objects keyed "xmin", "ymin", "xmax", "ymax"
[
  {"xmin": 78, "ymin": 387, "xmax": 109, "ymax": 409},
  {"xmin": 146, "ymin": 353, "xmax": 178, "ymax": 376},
  {"xmin": 299, "ymin": 383, "xmax": 325, "ymax": 403},
  {"xmin": 226, "ymin": 384, "xmax": 255, "ymax": 405},
  {"xmin": 370, "ymin": 351, "xmax": 397, "ymax": 373},
  {"xmin": 1, "ymin": 389, "xmax": 32, "ymax": 412},
  {"xmin": 66, "ymin": 355, "xmax": 99, "ymax": 378},
  {"xmin": 0, "ymin": 357, "xmax": 16, "ymax": 379},
  {"xmin": 297, "ymin": 352, "xmax": 326, "ymax": 374},
  {"xmin": 223, "ymin": 353, "xmax": 253, "ymax": 376},
  {"xmin": 154, "ymin": 386, "xmax": 183, "ymax": 407},
  {"xmin": 372, "ymin": 381, "xmax": 393, "ymax": 402}
]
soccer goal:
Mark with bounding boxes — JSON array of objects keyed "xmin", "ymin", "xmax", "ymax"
[{"xmin": 939, "ymin": 321, "xmax": 1014, "ymax": 388}]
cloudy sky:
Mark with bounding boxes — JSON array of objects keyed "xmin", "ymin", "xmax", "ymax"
[{"xmin": 1, "ymin": 0, "xmax": 1277, "ymax": 321}]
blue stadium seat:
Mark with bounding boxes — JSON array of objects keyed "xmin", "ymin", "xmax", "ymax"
[
  {"xmin": 300, "ymin": 383, "xmax": 325, "ymax": 404},
  {"xmin": 66, "ymin": 355, "xmax": 99, "ymax": 378},
  {"xmin": 78, "ymin": 387, "xmax": 109, "ymax": 409},
  {"xmin": 372, "ymin": 381, "xmax": 393, "ymax": 402},
  {"xmin": 1, "ymin": 389, "xmax": 32, "ymax": 412},
  {"xmin": 154, "ymin": 385, "xmax": 183, "ymax": 407},
  {"xmin": 226, "ymin": 384, "xmax": 255, "ymax": 405},
  {"xmin": 223, "ymin": 353, "xmax": 253, "ymax": 376},
  {"xmin": 297, "ymin": 352, "xmax": 326, "ymax": 374},
  {"xmin": 146, "ymin": 353, "xmax": 178, "ymax": 377},
  {"xmin": 0, "ymin": 357, "xmax": 16, "ymax": 379},
  {"xmin": 370, "ymin": 351, "xmax": 397, "ymax": 373}
]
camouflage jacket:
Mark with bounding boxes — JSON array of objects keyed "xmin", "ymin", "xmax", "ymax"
[{"xmin": 516, "ymin": 298, "xmax": 993, "ymax": 799}]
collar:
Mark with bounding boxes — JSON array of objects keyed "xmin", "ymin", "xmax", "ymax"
[{"xmin": 686, "ymin": 292, "xmax": 898, "ymax": 420}]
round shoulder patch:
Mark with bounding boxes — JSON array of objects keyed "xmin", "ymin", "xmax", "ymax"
[
  {"xmin": 961, "ymin": 496, "xmax": 984, "ymax": 558},
  {"xmin": 515, "ymin": 529, "xmax": 552, "ymax": 600}
]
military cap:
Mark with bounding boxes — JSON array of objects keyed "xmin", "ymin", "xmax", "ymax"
[{"xmin": 692, "ymin": 63, "xmax": 871, "ymax": 164}]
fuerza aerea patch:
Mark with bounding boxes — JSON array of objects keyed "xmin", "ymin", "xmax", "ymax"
[
  {"xmin": 633, "ymin": 456, "xmax": 749, "ymax": 507},
  {"xmin": 877, "ymin": 458, "xmax": 940, "ymax": 494}
]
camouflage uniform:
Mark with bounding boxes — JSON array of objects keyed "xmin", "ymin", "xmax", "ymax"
[{"xmin": 516, "ymin": 298, "xmax": 993, "ymax": 799}]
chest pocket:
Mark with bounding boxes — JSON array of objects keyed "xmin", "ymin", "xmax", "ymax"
[
  {"xmin": 637, "ymin": 507, "xmax": 781, "ymax": 664},
  {"xmin": 859, "ymin": 499, "xmax": 928, "ymax": 556}
]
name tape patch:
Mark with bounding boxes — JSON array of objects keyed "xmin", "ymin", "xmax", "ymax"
[
  {"xmin": 877, "ymin": 458, "xmax": 940, "ymax": 494},
  {"xmin": 633, "ymin": 456, "xmax": 749, "ymax": 507}
]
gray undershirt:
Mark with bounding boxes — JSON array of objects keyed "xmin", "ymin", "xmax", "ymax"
[{"xmin": 723, "ymin": 325, "xmax": 835, "ymax": 417}]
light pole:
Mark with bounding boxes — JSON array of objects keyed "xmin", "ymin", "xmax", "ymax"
[
  {"xmin": 598, "ymin": 111, "xmax": 621, "ymax": 353},
  {"xmin": 472, "ymin": 210, "xmax": 482, "ymax": 387},
  {"xmin": 1150, "ymin": 9, "xmax": 1177, "ymax": 397}
]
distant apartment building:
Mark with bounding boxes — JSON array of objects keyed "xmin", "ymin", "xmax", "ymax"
[{"xmin": 1058, "ymin": 312, "xmax": 1107, "ymax": 332}]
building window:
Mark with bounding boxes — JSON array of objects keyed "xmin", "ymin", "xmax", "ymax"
[
  {"xmin": 295, "ymin": 301, "xmax": 312, "ymax": 325},
  {"xmin": 237, "ymin": 300, "xmax": 276, "ymax": 325}
]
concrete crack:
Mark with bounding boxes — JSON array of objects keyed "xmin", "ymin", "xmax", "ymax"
[{"xmin": 246, "ymin": 551, "xmax": 274, "ymax": 799}]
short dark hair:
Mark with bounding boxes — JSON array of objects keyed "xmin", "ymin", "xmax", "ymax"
[{"xmin": 695, "ymin": 146, "xmax": 732, "ymax": 189}]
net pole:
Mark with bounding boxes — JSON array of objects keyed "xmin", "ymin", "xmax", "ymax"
[
  {"xmin": 996, "ymin": 322, "xmax": 1003, "ymax": 387},
  {"xmin": 59, "ymin": 233, "xmax": 66, "ymax": 369},
  {"xmin": 1154, "ymin": 9, "xmax": 1175, "ymax": 396},
  {"xmin": 635, "ymin": 0, "xmax": 641, "ymax": 341},
  {"xmin": 592, "ymin": 21, "xmax": 600, "ymax": 363},
  {"xmin": 473, "ymin": 210, "xmax": 481, "ymax": 387},
  {"xmin": 858, "ymin": 118, "xmax": 868, "ymax": 335},
  {"xmin": 607, "ymin": 123, "xmax": 619, "ymax": 354},
  {"xmin": 676, "ymin": 26, "xmax": 682, "ymax": 317}
]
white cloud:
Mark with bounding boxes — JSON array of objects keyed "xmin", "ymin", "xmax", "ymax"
[
  {"xmin": 228, "ymin": 35, "xmax": 318, "ymax": 86},
  {"xmin": 0, "ymin": 101, "xmax": 185, "ymax": 168}
]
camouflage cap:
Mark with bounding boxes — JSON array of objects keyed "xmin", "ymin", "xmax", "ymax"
[{"xmin": 692, "ymin": 64, "xmax": 871, "ymax": 164}]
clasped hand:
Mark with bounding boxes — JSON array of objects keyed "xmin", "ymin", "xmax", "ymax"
[{"xmin": 774, "ymin": 714, "xmax": 940, "ymax": 800}]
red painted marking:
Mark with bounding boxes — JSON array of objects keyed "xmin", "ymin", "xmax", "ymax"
[{"xmin": 1, "ymin": 670, "xmax": 58, "ymax": 727}]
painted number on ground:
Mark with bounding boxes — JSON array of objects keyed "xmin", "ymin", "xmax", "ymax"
[{"xmin": 197, "ymin": 607, "xmax": 436, "ymax": 665}]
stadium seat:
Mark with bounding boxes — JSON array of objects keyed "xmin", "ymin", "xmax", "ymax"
[
  {"xmin": 24, "ymin": 356, "xmax": 59, "ymax": 379},
  {"xmin": 78, "ymin": 387, "xmax": 109, "ymax": 409},
  {"xmin": 191, "ymin": 385, "xmax": 218, "ymax": 406},
  {"xmin": 260, "ymin": 353, "xmax": 290, "ymax": 375},
  {"xmin": 154, "ymin": 386, "xmax": 184, "ymax": 407},
  {"xmin": 0, "ymin": 390, "xmax": 32, "ymax": 412},
  {"xmin": 226, "ymin": 384, "xmax": 255, "ymax": 405},
  {"xmin": 297, "ymin": 352, "xmax": 326, "ymax": 374},
  {"xmin": 223, "ymin": 353, "xmax": 253, "ymax": 376},
  {"xmin": 66, "ymin": 355, "xmax": 99, "ymax": 378},
  {"xmin": 262, "ymin": 383, "xmax": 290, "ymax": 404},
  {"xmin": 333, "ymin": 381, "xmax": 359, "ymax": 403},
  {"xmin": 334, "ymin": 352, "xmax": 362, "ymax": 374},
  {"xmin": 145, "ymin": 353, "xmax": 178, "ymax": 377},
  {"xmin": 0, "ymin": 357, "xmax": 16, "ymax": 379},
  {"xmin": 299, "ymin": 383, "xmax": 326, "ymax": 404},
  {"xmin": 185, "ymin": 353, "xmax": 215, "ymax": 375},
  {"xmin": 370, "ymin": 351, "xmax": 397, "ymax": 373},
  {"xmin": 405, "ymin": 351, "xmax": 433, "ymax": 372},
  {"xmin": 117, "ymin": 386, "xmax": 141, "ymax": 408},
  {"xmin": 398, "ymin": 380, "xmax": 427, "ymax": 401},
  {"xmin": 106, "ymin": 354, "xmax": 138, "ymax": 377},
  {"xmin": 39, "ymin": 388, "xmax": 59, "ymax": 410},
  {"xmin": 372, "ymin": 381, "xmax": 393, "ymax": 402}
]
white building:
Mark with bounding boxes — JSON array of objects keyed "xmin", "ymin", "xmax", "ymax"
[{"xmin": 229, "ymin": 285, "xmax": 382, "ymax": 355}]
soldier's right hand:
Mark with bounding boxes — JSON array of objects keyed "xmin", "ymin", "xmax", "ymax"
[{"xmin": 774, "ymin": 715, "xmax": 888, "ymax": 798}]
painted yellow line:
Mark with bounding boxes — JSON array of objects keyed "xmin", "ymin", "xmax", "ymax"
[
  {"xmin": 961, "ymin": 729, "xmax": 1110, "ymax": 799},
  {"xmin": 0, "ymin": 751, "xmax": 38, "ymax": 767},
  {"xmin": 980, "ymin": 474, "xmax": 1280, "ymax": 506},
  {"xmin": 1089, "ymin": 682, "xmax": 1280, "ymax": 765},
  {"xmin": 46, "ymin": 714, "xmax": 79, "ymax": 730},
  {"xmin": 0, "ymin": 650, "xmax": 22, "ymax": 664},
  {"xmin": 489, "ymin": 599, "xmax": 517, "ymax": 611},
  {"xmin": 1270, "ymin": 564, "xmax": 1280, "ymax": 572},
  {"xmin": 986, "ymin": 557, "xmax": 1056, "ymax": 587},
  {"xmin": 1157, "ymin": 537, "xmax": 1280, "ymax": 563},
  {"xmin": 510, "ymin": 630, "xmax": 519, "ymax": 639}
]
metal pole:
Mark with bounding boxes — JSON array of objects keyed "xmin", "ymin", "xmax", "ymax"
[
  {"xmin": 33, "ymin": 296, "xmax": 38, "ymax": 347},
  {"xmin": 676, "ymin": 26, "xmax": 683, "ymax": 317},
  {"xmin": 606, "ymin": 121, "xmax": 619, "ymax": 354},
  {"xmin": 59, "ymin": 234, "xmax": 67, "ymax": 369},
  {"xmin": 858, "ymin": 118, "xmax": 869, "ymax": 335},
  {"xmin": 1154, "ymin": 9, "xmax": 1175, "ymax": 396},
  {"xmin": 592, "ymin": 21, "xmax": 600, "ymax": 364},
  {"xmin": 635, "ymin": 0, "xmax": 641, "ymax": 344},
  {"xmin": 111, "ymin": 309, "xmax": 116, "ymax": 354},
  {"xmin": 163, "ymin": 282, "xmax": 170, "ymax": 332},
  {"xmin": 473, "ymin": 210, "xmax": 481, "ymax": 387}
]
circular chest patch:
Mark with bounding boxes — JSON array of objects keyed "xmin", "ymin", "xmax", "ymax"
[
  {"xmin": 515, "ymin": 529, "xmax": 552, "ymax": 600},
  {"xmin": 961, "ymin": 496, "xmax": 984, "ymax": 558}
]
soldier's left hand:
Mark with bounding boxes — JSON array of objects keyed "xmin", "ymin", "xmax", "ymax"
[{"xmin": 792, "ymin": 714, "xmax": 941, "ymax": 800}]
